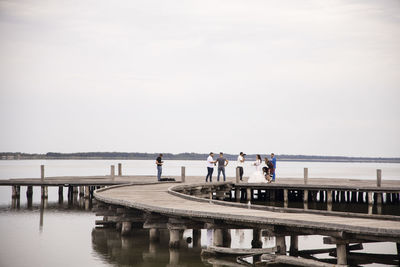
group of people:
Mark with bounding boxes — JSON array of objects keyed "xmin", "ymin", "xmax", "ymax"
[
  {"xmin": 155, "ymin": 152, "xmax": 277, "ymax": 183},
  {"xmin": 206, "ymin": 152, "xmax": 276, "ymax": 183}
]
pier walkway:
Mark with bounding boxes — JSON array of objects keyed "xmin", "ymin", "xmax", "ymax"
[{"xmin": 94, "ymin": 182, "xmax": 400, "ymax": 241}]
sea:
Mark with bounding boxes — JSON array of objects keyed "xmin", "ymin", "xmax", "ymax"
[{"xmin": 0, "ymin": 160, "xmax": 399, "ymax": 267}]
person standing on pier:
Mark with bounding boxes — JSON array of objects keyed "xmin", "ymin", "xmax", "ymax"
[
  {"xmin": 237, "ymin": 152, "xmax": 245, "ymax": 181},
  {"xmin": 216, "ymin": 152, "xmax": 229, "ymax": 182},
  {"xmin": 206, "ymin": 152, "xmax": 216, "ymax": 182},
  {"xmin": 271, "ymin": 153, "xmax": 276, "ymax": 182},
  {"xmin": 156, "ymin": 154, "xmax": 163, "ymax": 181}
]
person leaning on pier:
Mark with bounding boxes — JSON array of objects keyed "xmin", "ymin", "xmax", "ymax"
[
  {"xmin": 237, "ymin": 152, "xmax": 245, "ymax": 181},
  {"xmin": 156, "ymin": 154, "xmax": 163, "ymax": 181},
  {"xmin": 216, "ymin": 152, "xmax": 229, "ymax": 182},
  {"xmin": 206, "ymin": 152, "xmax": 216, "ymax": 182}
]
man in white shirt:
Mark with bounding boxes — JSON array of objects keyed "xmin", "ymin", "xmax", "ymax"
[
  {"xmin": 206, "ymin": 152, "xmax": 216, "ymax": 182},
  {"xmin": 237, "ymin": 152, "xmax": 245, "ymax": 181}
]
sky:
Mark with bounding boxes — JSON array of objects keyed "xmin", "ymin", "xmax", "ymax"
[{"xmin": 0, "ymin": 0, "xmax": 399, "ymax": 157}]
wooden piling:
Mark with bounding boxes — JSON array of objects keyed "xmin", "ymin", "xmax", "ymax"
[
  {"xmin": 252, "ymin": 229, "xmax": 262, "ymax": 248},
  {"xmin": 181, "ymin": 166, "xmax": 186, "ymax": 183},
  {"xmin": 340, "ymin": 191, "xmax": 346, "ymax": 202},
  {"xmin": 236, "ymin": 167, "xmax": 240, "ymax": 184},
  {"xmin": 12, "ymin": 186, "xmax": 18, "ymax": 198},
  {"xmin": 336, "ymin": 243, "xmax": 347, "ymax": 265},
  {"xmin": 351, "ymin": 191, "xmax": 357, "ymax": 203},
  {"xmin": 304, "ymin": 168, "xmax": 308, "ymax": 184},
  {"xmin": 26, "ymin": 186, "xmax": 33, "ymax": 198},
  {"xmin": 235, "ymin": 188, "xmax": 240, "ymax": 202},
  {"xmin": 246, "ymin": 188, "xmax": 251, "ymax": 202},
  {"xmin": 121, "ymin": 221, "xmax": 132, "ymax": 236},
  {"xmin": 40, "ymin": 165, "xmax": 45, "ymax": 181},
  {"xmin": 84, "ymin": 186, "xmax": 90, "ymax": 198},
  {"xmin": 284, "ymin": 189, "xmax": 288, "ymax": 208},
  {"xmin": 327, "ymin": 190, "xmax": 332, "ymax": 204},
  {"xmin": 327, "ymin": 190, "xmax": 332, "ymax": 212},
  {"xmin": 377, "ymin": 169, "xmax": 382, "ymax": 187},
  {"xmin": 213, "ymin": 229, "xmax": 223, "ymax": 247},
  {"xmin": 357, "ymin": 191, "xmax": 363, "ymax": 203},
  {"xmin": 110, "ymin": 165, "xmax": 115, "ymax": 180},
  {"xmin": 289, "ymin": 235, "xmax": 298, "ymax": 256},
  {"xmin": 41, "ymin": 186, "xmax": 48, "ymax": 198},
  {"xmin": 304, "ymin": 189, "xmax": 308, "ymax": 203},
  {"xmin": 118, "ymin": 163, "xmax": 122, "ymax": 176},
  {"xmin": 169, "ymin": 229, "xmax": 181, "ymax": 248},
  {"xmin": 67, "ymin": 186, "xmax": 73, "ymax": 199},
  {"xmin": 79, "ymin": 186, "xmax": 84, "ymax": 196},
  {"xmin": 149, "ymin": 228, "xmax": 160, "ymax": 242},
  {"xmin": 276, "ymin": 236, "xmax": 286, "ymax": 255},
  {"xmin": 193, "ymin": 229, "xmax": 201, "ymax": 248},
  {"xmin": 368, "ymin": 192, "xmax": 373, "ymax": 205}
]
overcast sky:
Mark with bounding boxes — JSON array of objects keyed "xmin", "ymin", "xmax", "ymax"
[{"xmin": 0, "ymin": 0, "xmax": 399, "ymax": 157}]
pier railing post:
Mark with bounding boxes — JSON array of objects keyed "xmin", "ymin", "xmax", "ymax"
[
  {"xmin": 376, "ymin": 169, "xmax": 383, "ymax": 214},
  {"xmin": 40, "ymin": 165, "xmax": 48, "ymax": 198},
  {"xmin": 304, "ymin": 168, "xmax": 308, "ymax": 184},
  {"xmin": 236, "ymin": 167, "xmax": 240, "ymax": 183},
  {"xmin": 181, "ymin": 166, "xmax": 186, "ymax": 183},
  {"xmin": 118, "ymin": 163, "xmax": 122, "ymax": 176},
  {"xmin": 41, "ymin": 165, "xmax": 45, "ymax": 181},
  {"xmin": 376, "ymin": 169, "xmax": 382, "ymax": 187},
  {"xmin": 110, "ymin": 165, "xmax": 115, "ymax": 180}
]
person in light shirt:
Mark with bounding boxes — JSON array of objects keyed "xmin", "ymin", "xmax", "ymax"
[
  {"xmin": 206, "ymin": 152, "xmax": 216, "ymax": 182},
  {"xmin": 237, "ymin": 152, "xmax": 246, "ymax": 181}
]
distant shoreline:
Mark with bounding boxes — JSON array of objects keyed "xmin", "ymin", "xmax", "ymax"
[{"xmin": 1, "ymin": 152, "xmax": 399, "ymax": 163}]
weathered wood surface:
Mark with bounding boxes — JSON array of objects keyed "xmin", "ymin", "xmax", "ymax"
[
  {"xmin": 0, "ymin": 175, "xmax": 168, "ymax": 186},
  {"xmin": 94, "ymin": 183, "xmax": 400, "ymax": 241},
  {"xmin": 260, "ymin": 254, "xmax": 345, "ymax": 267},
  {"xmin": 202, "ymin": 246, "xmax": 276, "ymax": 255},
  {"xmin": 1, "ymin": 176, "xmax": 399, "ymax": 191}
]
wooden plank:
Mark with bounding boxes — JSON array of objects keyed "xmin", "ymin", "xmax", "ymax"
[
  {"xmin": 298, "ymin": 244, "xmax": 362, "ymax": 256},
  {"xmin": 260, "ymin": 254, "xmax": 346, "ymax": 267},
  {"xmin": 202, "ymin": 246, "xmax": 277, "ymax": 255}
]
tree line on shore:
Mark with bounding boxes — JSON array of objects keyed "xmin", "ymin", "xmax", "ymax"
[{"xmin": 1, "ymin": 152, "xmax": 399, "ymax": 163}]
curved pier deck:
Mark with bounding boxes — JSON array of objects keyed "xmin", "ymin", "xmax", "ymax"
[{"xmin": 95, "ymin": 182, "xmax": 400, "ymax": 241}]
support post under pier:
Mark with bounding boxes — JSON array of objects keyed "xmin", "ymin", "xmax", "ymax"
[{"xmin": 336, "ymin": 243, "xmax": 347, "ymax": 265}]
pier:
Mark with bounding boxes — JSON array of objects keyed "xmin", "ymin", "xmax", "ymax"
[
  {"xmin": 1, "ymin": 165, "xmax": 400, "ymax": 266},
  {"xmin": 93, "ymin": 177, "xmax": 400, "ymax": 266}
]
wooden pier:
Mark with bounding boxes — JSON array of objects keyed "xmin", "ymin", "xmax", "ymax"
[
  {"xmin": 93, "ymin": 177, "xmax": 400, "ymax": 266},
  {"xmin": 1, "ymin": 164, "xmax": 400, "ymax": 266}
]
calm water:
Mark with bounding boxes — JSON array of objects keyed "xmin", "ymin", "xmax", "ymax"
[{"xmin": 0, "ymin": 160, "xmax": 399, "ymax": 267}]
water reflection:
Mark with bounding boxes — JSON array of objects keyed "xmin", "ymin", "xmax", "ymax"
[{"xmin": 91, "ymin": 228, "xmax": 206, "ymax": 267}]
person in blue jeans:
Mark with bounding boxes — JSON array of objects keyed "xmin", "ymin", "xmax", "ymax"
[
  {"xmin": 216, "ymin": 152, "xmax": 229, "ymax": 182},
  {"xmin": 206, "ymin": 152, "xmax": 216, "ymax": 182},
  {"xmin": 155, "ymin": 154, "xmax": 163, "ymax": 181},
  {"xmin": 271, "ymin": 153, "xmax": 276, "ymax": 182}
]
